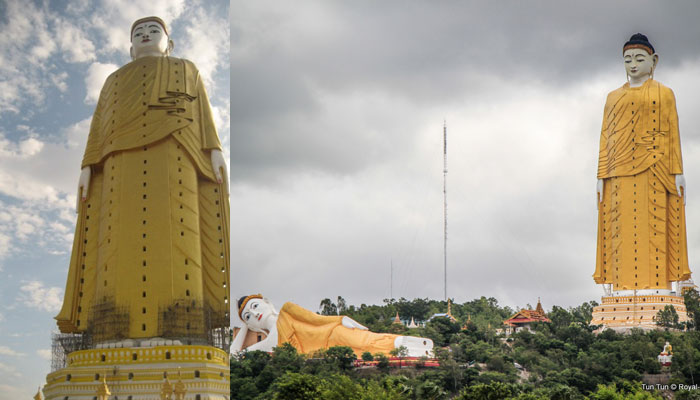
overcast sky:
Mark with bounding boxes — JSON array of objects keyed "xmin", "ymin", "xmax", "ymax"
[
  {"xmin": 231, "ymin": 1, "xmax": 700, "ymax": 325},
  {"xmin": 0, "ymin": 0, "xmax": 229, "ymax": 398}
]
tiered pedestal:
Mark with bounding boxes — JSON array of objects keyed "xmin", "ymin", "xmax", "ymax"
[
  {"xmin": 43, "ymin": 344, "xmax": 229, "ymax": 399},
  {"xmin": 591, "ymin": 294, "xmax": 688, "ymax": 331}
]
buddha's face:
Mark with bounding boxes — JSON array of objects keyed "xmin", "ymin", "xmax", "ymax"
[
  {"xmin": 241, "ymin": 298, "xmax": 275, "ymax": 332},
  {"xmin": 624, "ymin": 48, "xmax": 657, "ymax": 80},
  {"xmin": 131, "ymin": 20, "xmax": 170, "ymax": 59}
]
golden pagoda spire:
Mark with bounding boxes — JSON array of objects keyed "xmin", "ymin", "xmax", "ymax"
[
  {"xmin": 96, "ymin": 374, "xmax": 111, "ymax": 400},
  {"xmin": 160, "ymin": 375, "xmax": 174, "ymax": 400},
  {"xmin": 393, "ymin": 312, "xmax": 402, "ymax": 324},
  {"xmin": 535, "ymin": 298, "xmax": 544, "ymax": 315},
  {"xmin": 173, "ymin": 368, "xmax": 187, "ymax": 400},
  {"xmin": 33, "ymin": 386, "xmax": 42, "ymax": 400}
]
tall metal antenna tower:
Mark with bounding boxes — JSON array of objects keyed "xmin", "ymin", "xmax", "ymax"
[{"xmin": 443, "ymin": 121, "xmax": 448, "ymax": 301}]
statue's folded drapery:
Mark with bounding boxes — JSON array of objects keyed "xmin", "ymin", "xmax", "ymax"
[
  {"xmin": 56, "ymin": 56, "xmax": 229, "ymax": 340},
  {"xmin": 594, "ymin": 79, "xmax": 690, "ymax": 290},
  {"xmin": 277, "ymin": 302, "xmax": 398, "ymax": 356}
]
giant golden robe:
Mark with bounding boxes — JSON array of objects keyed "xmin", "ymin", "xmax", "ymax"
[
  {"xmin": 594, "ymin": 79, "xmax": 690, "ymax": 291},
  {"xmin": 277, "ymin": 302, "xmax": 398, "ymax": 357},
  {"xmin": 56, "ymin": 56, "xmax": 230, "ymax": 341}
]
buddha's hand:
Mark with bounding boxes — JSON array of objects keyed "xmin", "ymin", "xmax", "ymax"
[
  {"xmin": 76, "ymin": 166, "xmax": 91, "ymax": 213},
  {"xmin": 676, "ymin": 174, "xmax": 686, "ymax": 205},
  {"xmin": 596, "ymin": 179, "xmax": 603, "ymax": 209},
  {"xmin": 231, "ymin": 324, "xmax": 249, "ymax": 354},
  {"xmin": 342, "ymin": 316, "xmax": 368, "ymax": 330},
  {"xmin": 211, "ymin": 149, "xmax": 228, "ymax": 185}
]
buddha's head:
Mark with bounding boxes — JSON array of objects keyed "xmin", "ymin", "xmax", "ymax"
[
  {"xmin": 238, "ymin": 294, "xmax": 278, "ymax": 333},
  {"xmin": 623, "ymin": 33, "xmax": 658, "ymax": 82},
  {"xmin": 130, "ymin": 16, "xmax": 174, "ymax": 60}
]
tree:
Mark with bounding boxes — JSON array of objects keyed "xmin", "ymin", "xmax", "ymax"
[
  {"xmin": 271, "ymin": 372, "xmax": 321, "ymax": 400},
  {"xmin": 319, "ymin": 298, "xmax": 337, "ymax": 315},
  {"xmin": 337, "ymin": 296, "xmax": 347, "ymax": 314},
  {"xmin": 375, "ymin": 353, "xmax": 390, "ymax": 371},
  {"xmin": 361, "ymin": 351, "xmax": 374, "ymax": 362},
  {"xmin": 684, "ymin": 289, "xmax": 700, "ymax": 330},
  {"xmin": 456, "ymin": 382, "xmax": 519, "ymax": 400},
  {"xmin": 269, "ymin": 343, "xmax": 305, "ymax": 375},
  {"xmin": 323, "ymin": 346, "xmax": 357, "ymax": 370},
  {"xmin": 656, "ymin": 305, "xmax": 680, "ymax": 329}
]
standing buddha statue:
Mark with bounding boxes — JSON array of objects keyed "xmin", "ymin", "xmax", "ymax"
[
  {"xmin": 591, "ymin": 33, "xmax": 692, "ymax": 329},
  {"xmin": 44, "ymin": 17, "xmax": 230, "ymax": 400},
  {"xmin": 55, "ymin": 16, "xmax": 230, "ymax": 343}
]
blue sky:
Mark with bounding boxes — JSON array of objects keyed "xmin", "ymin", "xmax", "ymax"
[{"xmin": 0, "ymin": 0, "xmax": 230, "ymax": 398}]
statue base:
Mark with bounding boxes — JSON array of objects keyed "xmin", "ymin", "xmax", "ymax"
[
  {"xmin": 590, "ymin": 294, "xmax": 688, "ymax": 331},
  {"xmin": 43, "ymin": 344, "xmax": 229, "ymax": 399}
]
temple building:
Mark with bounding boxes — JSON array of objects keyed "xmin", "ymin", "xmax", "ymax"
[
  {"xmin": 502, "ymin": 299, "xmax": 550, "ymax": 336},
  {"xmin": 428, "ymin": 299, "xmax": 458, "ymax": 323}
]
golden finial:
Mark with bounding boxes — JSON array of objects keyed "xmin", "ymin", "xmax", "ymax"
[
  {"xmin": 96, "ymin": 373, "xmax": 111, "ymax": 400},
  {"xmin": 173, "ymin": 367, "xmax": 187, "ymax": 400},
  {"xmin": 160, "ymin": 372, "xmax": 173, "ymax": 400},
  {"xmin": 33, "ymin": 386, "xmax": 42, "ymax": 400}
]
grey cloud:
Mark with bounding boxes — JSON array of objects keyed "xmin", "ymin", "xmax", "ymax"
[{"xmin": 231, "ymin": 0, "xmax": 700, "ymax": 183}]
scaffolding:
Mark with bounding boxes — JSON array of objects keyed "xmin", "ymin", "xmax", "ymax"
[
  {"xmin": 88, "ymin": 298, "xmax": 130, "ymax": 343},
  {"xmin": 204, "ymin": 305, "xmax": 230, "ymax": 352},
  {"xmin": 158, "ymin": 299, "xmax": 230, "ymax": 351},
  {"xmin": 158, "ymin": 299, "xmax": 206, "ymax": 343},
  {"xmin": 51, "ymin": 299, "xmax": 229, "ymax": 370},
  {"xmin": 51, "ymin": 332, "xmax": 92, "ymax": 372}
]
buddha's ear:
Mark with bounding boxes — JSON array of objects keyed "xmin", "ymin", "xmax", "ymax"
[
  {"xmin": 262, "ymin": 297, "xmax": 278, "ymax": 314},
  {"xmin": 167, "ymin": 39, "xmax": 174, "ymax": 55},
  {"xmin": 129, "ymin": 46, "xmax": 134, "ymax": 60},
  {"xmin": 652, "ymin": 53, "xmax": 659, "ymax": 69}
]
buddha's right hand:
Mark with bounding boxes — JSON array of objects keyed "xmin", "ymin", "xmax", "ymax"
[
  {"xmin": 231, "ymin": 324, "xmax": 249, "ymax": 354},
  {"xmin": 596, "ymin": 179, "xmax": 603, "ymax": 209},
  {"xmin": 76, "ymin": 167, "xmax": 91, "ymax": 213}
]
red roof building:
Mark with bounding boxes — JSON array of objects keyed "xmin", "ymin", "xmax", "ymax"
[{"xmin": 502, "ymin": 299, "xmax": 550, "ymax": 335}]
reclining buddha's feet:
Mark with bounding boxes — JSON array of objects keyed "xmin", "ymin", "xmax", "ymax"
[{"xmin": 394, "ymin": 336, "xmax": 433, "ymax": 357}]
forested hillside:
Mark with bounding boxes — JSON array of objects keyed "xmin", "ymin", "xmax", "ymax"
[{"xmin": 231, "ymin": 290, "xmax": 700, "ymax": 399}]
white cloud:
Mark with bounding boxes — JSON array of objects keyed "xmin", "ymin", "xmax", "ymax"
[
  {"xmin": 0, "ymin": 384, "xmax": 26, "ymax": 399},
  {"xmin": 0, "ymin": 133, "xmax": 44, "ymax": 159},
  {"xmin": 18, "ymin": 281, "xmax": 63, "ymax": 313},
  {"xmin": 178, "ymin": 6, "xmax": 229, "ymax": 89},
  {"xmin": 84, "ymin": 62, "xmax": 119, "ymax": 104},
  {"xmin": 0, "ymin": 233, "xmax": 11, "ymax": 265},
  {"xmin": 55, "ymin": 18, "xmax": 96, "ymax": 63},
  {"xmin": 0, "ymin": 346, "xmax": 25, "ymax": 357},
  {"xmin": 0, "ymin": 1, "xmax": 55, "ymax": 114},
  {"xmin": 0, "ymin": 361, "xmax": 21, "ymax": 377},
  {"xmin": 64, "ymin": 118, "xmax": 92, "ymax": 149},
  {"xmin": 36, "ymin": 349, "xmax": 52, "ymax": 361},
  {"xmin": 50, "ymin": 71, "xmax": 69, "ymax": 92}
]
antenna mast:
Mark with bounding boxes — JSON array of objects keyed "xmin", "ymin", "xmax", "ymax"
[
  {"xmin": 390, "ymin": 259, "xmax": 393, "ymax": 300},
  {"xmin": 443, "ymin": 120, "xmax": 448, "ymax": 301}
]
